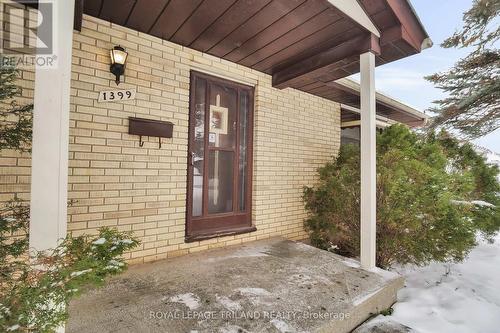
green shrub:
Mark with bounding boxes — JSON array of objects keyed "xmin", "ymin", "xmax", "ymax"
[
  {"xmin": 303, "ymin": 125, "xmax": 499, "ymax": 268},
  {"xmin": 0, "ymin": 200, "xmax": 140, "ymax": 332}
]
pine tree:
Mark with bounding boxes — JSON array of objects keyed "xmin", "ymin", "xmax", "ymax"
[{"xmin": 426, "ymin": 0, "xmax": 499, "ymax": 138}]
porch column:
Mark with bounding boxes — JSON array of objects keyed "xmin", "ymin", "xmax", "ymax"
[
  {"xmin": 359, "ymin": 51, "xmax": 377, "ymax": 269},
  {"xmin": 29, "ymin": 0, "xmax": 75, "ymax": 251}
]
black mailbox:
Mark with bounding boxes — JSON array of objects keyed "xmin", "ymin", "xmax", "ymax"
[{"xmin": 128, "ymin": 117, "xmax": 173, "ymax": 148}]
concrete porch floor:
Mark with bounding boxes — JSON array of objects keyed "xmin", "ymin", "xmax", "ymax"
[{"xmin": 67, "ymin": 238, "xmax": 403, "ymax": 333}]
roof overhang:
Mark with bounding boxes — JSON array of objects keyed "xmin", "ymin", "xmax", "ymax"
[
  {"xmin": 15, "ymin": 0, "xmax": 431, "ymax": 127},
  {"xmin": 336, "ymin": 78, "xmax": 429, "ymax": 127},
  {"xmin": 337, "ymin": 78, "xmax": 429, "ymax": 128}
]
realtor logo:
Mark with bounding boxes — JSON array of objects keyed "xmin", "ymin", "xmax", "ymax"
[
  {"xmin": 1, "ymin": 0, "xmax": 56, "ymax": 68},
  {"xmin": 2, "ymin": 0, "xmax": 53, "ymax": 54}
]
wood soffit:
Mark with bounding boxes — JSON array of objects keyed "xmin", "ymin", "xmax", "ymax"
[{"xmin": 15, "ymin": 0, "xmax": 429, "ymax": 124}]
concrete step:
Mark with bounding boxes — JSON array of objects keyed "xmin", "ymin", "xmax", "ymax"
[{"xmin": 68, "ymin": 237, "xmax": 404, "ymax": 333}]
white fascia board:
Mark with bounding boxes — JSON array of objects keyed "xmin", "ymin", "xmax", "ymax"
[
  {"xmin": 327, "ymin": 0, "xmax": 380, "ymax": 37},
  {"xmin": 338, "ymin": 78, "xmax": 429, "ymax": 121},
  {"xmin": 341, "ymin": 119, "xmax": 396, "ymax": 128}
]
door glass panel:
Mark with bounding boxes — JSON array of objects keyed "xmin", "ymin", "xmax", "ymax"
[
  {"xmin": 208, "ymin": 151, "xmax": 234, "ymax": 214},
  {"xmin": 238, "ymin": 91, "xmax": 249, "ymax": 211},
  {"xmin": 192, "ymin": 78, "xmax": 206, "ymax": 217},
  {"xmin": 208, "ymin": 83, "xmax": 237, "ymax": 149}
]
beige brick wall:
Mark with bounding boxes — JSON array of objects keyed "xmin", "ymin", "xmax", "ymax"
[{"xmin": 0, "ymin": 13, "xmax": 340, "ymax": 264}]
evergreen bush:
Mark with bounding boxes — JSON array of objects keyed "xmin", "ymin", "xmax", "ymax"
[
  {"xmin": 303, "ymin": 125, "xmax": 499, "ymax": 268},
  {"xmin": 0, "ymin": 201, "xmax": 139, "ymax": 331}
]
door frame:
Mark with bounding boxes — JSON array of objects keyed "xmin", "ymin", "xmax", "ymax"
[{"xmin": 185, "ymin": 70, "xmax": 255, "ymax": 242}]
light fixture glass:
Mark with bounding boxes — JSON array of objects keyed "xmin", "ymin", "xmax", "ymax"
[
  {"xmin": 110, "ymin": 45, "xmax": 128, "ymax": 85},
  {"xmin": 110, "ymin": 46, "xmax": 127, "ymax": 65}
]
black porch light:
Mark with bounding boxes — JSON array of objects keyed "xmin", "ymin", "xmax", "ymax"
[{"xmin": 110, "ymin": 45, "xmax": 128, "ymax": 85}]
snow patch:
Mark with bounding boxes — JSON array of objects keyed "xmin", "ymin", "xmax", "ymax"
[
  {"xmin": 70, "ymin": 269, "xmax": 92, "ymax": 277},
  {"xmin": 235, "ymin": 287, "xmax": 272, "ymax": 306},
  {"xmin": 207, "ymin": 246, "xmax": 269, "ymax": 262},
  {"xmin": 216, "ymin": 295, "xmax": 242, "ymax": 312},
  {"xmin": 340, "ymin": 257, "xmax": 361, "ymax": 269},
  {"xmin": 270, "ymin": 319, "xmax": 296, "ymax": 333},
  {"xmin": 166, "ymin": 293, "xmax": 201, "ymax": 310},
  {"xmin": 368, "ymin": 266, "xmax": 400, "ymax": 281},
  {"xmin": 92, "ymin": 238, "xmax": 106, "ymax": 245},
  {"xmin": 470, "ymin": 200, "xmax": 495, "ymax": 208},
  {"xmin": 236, "ymin": 288, "xmax": 271, "ymax": 297},
  {"xmin": 383, "ymin": 234, "xmax": 500, "ymax": 333},
  {"xmin": 451, "ymin": 199, "xmax": 495, "ymax": 208}
]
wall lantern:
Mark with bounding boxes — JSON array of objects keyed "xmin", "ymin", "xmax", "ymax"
[{"xmin": 110, "ymin": 45, "xmax": 128, "ymax": 85}]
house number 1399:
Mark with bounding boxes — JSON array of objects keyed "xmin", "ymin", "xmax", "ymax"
[{"xmin": 98, "ymin": 89, "xmax": 136, "ymax": 102}]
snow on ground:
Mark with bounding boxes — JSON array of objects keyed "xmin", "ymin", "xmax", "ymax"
[
  {"xmin": 165, "ymin": 293, "xmax": 201, "ymax": 310},
  {"xmin": 375, "ymin": 234, "xmax": 500, "ymax": 333}
]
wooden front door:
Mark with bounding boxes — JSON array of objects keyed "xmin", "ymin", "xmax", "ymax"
[{"xmin": 186, "ymin": 71, "xmax": 254, "ymax": 241}]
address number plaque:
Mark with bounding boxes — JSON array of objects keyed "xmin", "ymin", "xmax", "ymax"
[{"xmin": 98, "ymin": 88, "xmax": 136, "ymax": 102}]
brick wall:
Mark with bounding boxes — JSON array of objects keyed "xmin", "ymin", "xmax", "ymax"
[{"xmin": 0, "ymin": 13, "xmax": 340, "ymax": 264}]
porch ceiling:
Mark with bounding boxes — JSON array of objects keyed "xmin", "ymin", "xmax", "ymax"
[
  {"xmin": 82, "ymin": 0, "xmax": 429, "ymax": 125},
  {"xmin": 18, "ymin": 0, "xmax": 430, "ymax": 125},
  {"xmin": 82, "ymin": 0, "xmax": 428, "ymax": 76}
]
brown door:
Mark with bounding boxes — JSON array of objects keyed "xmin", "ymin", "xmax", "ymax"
[{"xmin": 186, "ymin": 71, "xmax": 254, "ymax": 241}]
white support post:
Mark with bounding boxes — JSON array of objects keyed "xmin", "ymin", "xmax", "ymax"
[
  {"xmin": 29, "ymin": 0, "xmax": 75, "ymax": 252},
  {"xmin": 360, "ymin": 52, "xmax": 377, "ymax": 269}
]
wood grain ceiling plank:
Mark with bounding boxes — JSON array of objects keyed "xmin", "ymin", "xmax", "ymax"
[
  {"xmin": 99, "ymin": 0, "xmax": 137, "ymax": 26},
  {"xmin": 238, "ymin": 8, "xmax": 341, "ymax": 67},
  {"xmin": 83, "ymin": 0, "xmax": 103, "ymax": 17},
  {"xmin": 126, "ymin": 0, "xmax": 170, "ymax": 33},
  {"xmin": 334, "ymin": 92, "xmax": 355, "ymax": 101},
  {"xmin": 149, "ymin": 0, "xmax": 203, "ymax": 40},
  {"xmin": 394, "ymin": 38, "xmax": 418, "ymax": 54},
  {"xmin": 381, "ymin": 42, "xmax": 407, "ymax": 61},
  {"xmin": 224, "ymin": 0, "xmax": 328, "ymax": 63},
  {"xmin": 207, "ymin": 0, "xmax": 307, "ymax": 58},
  {"xmin": 340, "ymin": 60, "xmax": 360, "ymax": 74},
  {"xmin": 316, "ymin": 66, "xmax": 352, "ymax": 82},
  {"xmin": 190, "ymin": 0, "xmax": 273, "ymax": 52},
  {"xmin": 253, "ymin": 20, "xmax": 359, "ymax": 73},
  {"xmin": 297, "ymin": 80, "xmax": 324, "ymax": 91},
  {"xmin": 171, "ymin": 0, "xmax": 238, "ymax": 46},
  {"xmin": 307, "ymin": 85, "xmax": 334, "ymax": 95}
]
